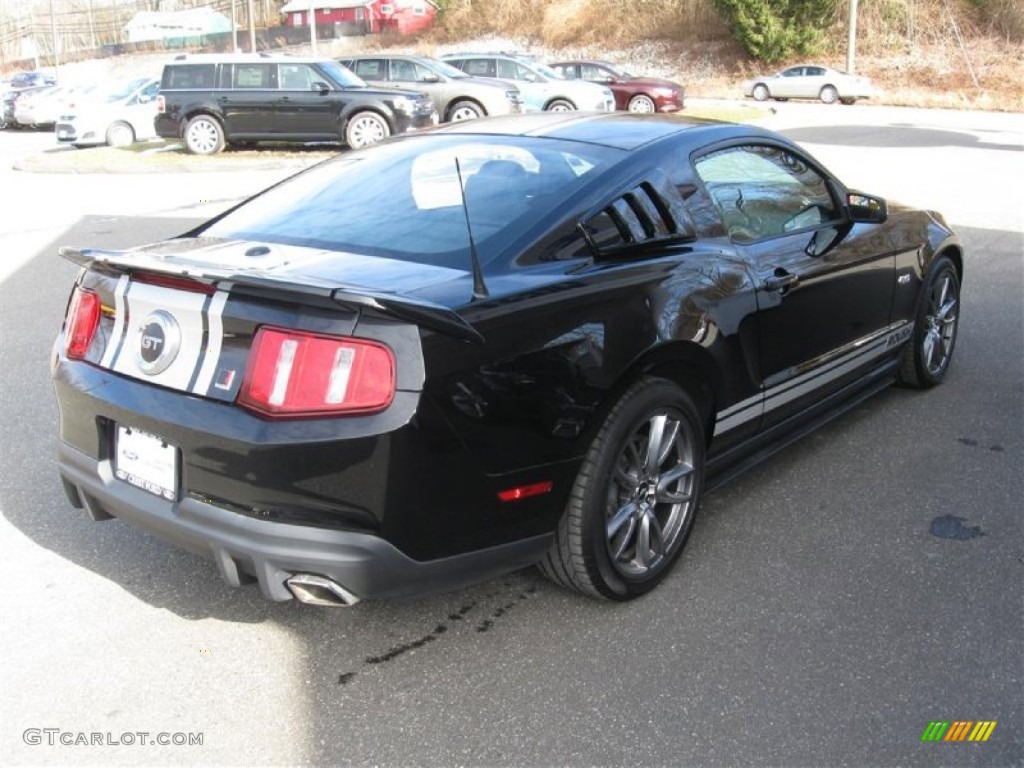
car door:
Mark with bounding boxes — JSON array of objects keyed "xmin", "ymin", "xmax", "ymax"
[
  {"xmin": 388, "ymin": 59, "xmax": 445, "ymax": 110},
  {"xmin": 220, "ymin": 62, "xmax": 277, "ymax": 136},
  {"xmin": 694, "ymin": 142, "xmax": 895, "ymax": 428},
  {"xmin": 275, "ymin": 62, "xmax": 339, "ymax": 138},
  {"xmin": 801, "ymin": 66, "xmax": 828, "ymax": 98},
  {"xmin": 126, "ymin": 80, "xmax": 159, "ymax": 139},
  {"xmin": 774, "ymin": 67, "xmax": 804, "ymax": 98}
]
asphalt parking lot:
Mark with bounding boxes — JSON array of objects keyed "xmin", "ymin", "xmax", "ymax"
[{"xmin": 0, "ymin": 105, "xmax": 1021, "ymax": 766}]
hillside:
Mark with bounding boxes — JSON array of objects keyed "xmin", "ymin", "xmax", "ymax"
[{"xmin": 405, "ymin": 0, "xmax": 1024, "ymax": 110}]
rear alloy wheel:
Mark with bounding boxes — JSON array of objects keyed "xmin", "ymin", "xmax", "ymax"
[
  {"xmin": 752, "ymin": 83, "xmax": 770, "ymax": 101},
  {"xmin": 539, "ymin": 377, "xmax": 704, "ymax": 600},
  {"xmin": 819, "ymin": 85, "xmax": 839, "ymax": 104},
  {"xmin": 546, "ymin": 99, "xmax": 576, "ymax": 112},
  {"xmin": 628, "ymin": 94, "xmax": 656, "ymax": 113},
  {"xmin": 184, "ymin": 115, "xmax": 225, "ymax": 155},
  {"xmin": 898, "ymin": 256, "xmax": 960, "ymax": 388},
  {"xmin": 447, "ymin": 100, "xmax": 484, "ymax": 122},
  {"xmin": 345, "ymin": 111, "xmax": 389, "ymax": 149},
  {"xmin": 105, "ymin": 121, "xmax": 135, "ymax": 148}
]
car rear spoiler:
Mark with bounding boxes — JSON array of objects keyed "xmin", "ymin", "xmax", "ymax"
[{"xmin": 59, "ymin": 246, "xmax": 484, "ymax": 344}]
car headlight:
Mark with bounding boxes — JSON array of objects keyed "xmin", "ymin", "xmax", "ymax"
[
  {"xmin": 392, "ymin": 96, "xmax": 416, "ymax": 115},
  {"xmin": 653, "ymin": 86, "xmax": 677, "ymax": 97}
]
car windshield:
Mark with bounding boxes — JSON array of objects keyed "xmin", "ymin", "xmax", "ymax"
[
  {"xmin": 201, "ymin": 136, "xmax": 623, "ymax": 269},
  {"xmin": 322, "ymin": 60, "xmax": 367, "ymax": 88},
  {"xmin": 99, "ymin": 77, "xmax": 151, "ymax": 102},
  {"xmin": 604, "ymin": 63, "xmax": 632, "ymax": 78},
  {"xmin": 531, "ymin": 62, "xmax": 564, "ymax": 80},
  {"xmin": 425, "ymin": 59, "xmax": 469, "ymax": 79}
]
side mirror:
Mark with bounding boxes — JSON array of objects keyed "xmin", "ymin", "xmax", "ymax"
[
  {"xmin": 601, "ymin": 76, "xmax": 615, "ymax": 83},
  {"xmin": 847, "ymin": 191, "xmax": 887, "ymax": 223},
  {"xmin": 420, "ymin": 73, "xmax": 441, "ymax": 83},
  {"xmin": 311, "ymin": 81, "xmax": 330, "ymax": 94}
]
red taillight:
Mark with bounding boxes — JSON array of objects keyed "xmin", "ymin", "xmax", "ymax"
[
  {"xmin": 64, "ymin": 286, "xmax": 100, "ymax": 360},
  {"xmin": 156, "ymin": 94, "xmax": 165, "ymax": 114},
  {"xmin": 238, "ymin": 327, "xmax": 395, "ymax": 418}
]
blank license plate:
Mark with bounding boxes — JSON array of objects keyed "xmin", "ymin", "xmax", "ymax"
[{"xmin": 115, "ymin": 426, "xmax": 178, "ymax": 501}]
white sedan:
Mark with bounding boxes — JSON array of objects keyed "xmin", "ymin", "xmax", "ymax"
[
  {"xmin": 743, "ymin": 65, "xmax": 874, "ymax": 105},
  {"xmin": 55, "ymin": 77, "xmax": 159, "ymax": 148}
]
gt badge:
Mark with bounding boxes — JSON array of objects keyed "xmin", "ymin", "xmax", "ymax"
[{"xmin": 137, "ymin": 310, "xmax": 182, "ymax": 375}]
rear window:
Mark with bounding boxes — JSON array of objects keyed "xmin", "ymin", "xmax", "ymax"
[
  {"xmin": 200, "ymin": 136, "xmax": 622, "ymax": 270},
  {"xmin": 163, "ymin": 64, "xmax": 216, "ymax": 89}
]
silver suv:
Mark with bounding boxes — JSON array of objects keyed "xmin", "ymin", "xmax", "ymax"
[{"xmin": 340, "ymin": 55, "xmax": 523, "ymax": 122}]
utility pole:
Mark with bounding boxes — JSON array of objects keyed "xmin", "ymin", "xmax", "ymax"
[
  {"xmin": 846, "ymin": 0, "xmax": 859, "ymax": 73},
  {"xmin": 308, "ymin": 0, "xmax": 317, "ymax": 54},
  {"xmin": 247, "ymin": 0, "xmax": 256, "ymax": 51},
  {"xmin": 87, "ymin": 0, "xmax": 96, "ymax": 51},
  {"xmin": 49, "ymin": 0, "xmax": 59, "ymax": 79},
  {"xmin": 231, "ymin": 0, "xmax": 239, "ymax": 51}
]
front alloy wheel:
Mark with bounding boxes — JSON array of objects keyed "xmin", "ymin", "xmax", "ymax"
[
  {"xmin": 628, "ymin": 94, "xmax": 656, "ymax": 113},
  {"xmin": 539, "ymin": 377, "xmax": 704, "ymax": 600},
  {"xmin": 898, "ymin": 256, "xmax": 960, "ymax": 388}
]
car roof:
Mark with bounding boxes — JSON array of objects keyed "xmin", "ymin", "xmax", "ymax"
[
  {"xmin": 424, "ymin": 111, "xmax": 766, "ymax": 151},
  {"xmin": 168, "ymin": 53, "xmax": 332, "ymax": 66}
]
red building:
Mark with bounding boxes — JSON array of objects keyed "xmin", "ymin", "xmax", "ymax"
[{"xmin": 279, "ymin": 0, "xmax": 438, "ymax": 35}]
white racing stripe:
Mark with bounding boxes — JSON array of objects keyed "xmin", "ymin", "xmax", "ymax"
[
  {"xmin": 191, "ymin": 290, "xmax": 229, "ymax": 396},
  {"xmin": 100, "ymin": 274, "xmax": 130, "ymax": 369},
  {"xmin": 713, "ymin": 321, "xmax": 911, "ymax": 437}
]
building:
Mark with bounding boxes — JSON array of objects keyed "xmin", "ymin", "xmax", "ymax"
[
  {"xmin": 279, "ymin": 0, "xmax": 438, "ymax": 36},
  {"xmin": 124, "ymin": 8, "xmax": 233, "ymax": 44}
]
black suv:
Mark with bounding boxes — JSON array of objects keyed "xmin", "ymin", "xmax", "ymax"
[{"xmin": 155, "ymin": 53, "xmax": 438, "ymax": 154}]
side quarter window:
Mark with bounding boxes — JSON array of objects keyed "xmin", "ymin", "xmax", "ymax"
[{"xmin": 694, "ymin": 145, "xmax": 838, "ymax": 243}]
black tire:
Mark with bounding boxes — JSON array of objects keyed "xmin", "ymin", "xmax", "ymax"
[
  {"xmin": 545, "ymin": 98, "xmax": 576, "ymax": 112},
  {"xmin": 898, "ymin": 256, "xmax": 960, "ymax": 389},
  {"xmin": 447, "ymin": 99, "xmax": 484, "ymax": 122},
  {"xmin": 751, "ymin": 83, "xmax": 770, "ymax": 101},
  {"xmin": 839, "ymin": 97, "xmax": 857, "ymax": 105},
  {"xmin": 184, "ymin": 114, "xmax": 225, "ymax": 155},
  {"xmin": 819, "ymin": 85, "xmax": 839, "ymax": 104},
  {"xmin": 539, "ymin": 377, "xmax": 705, "ymax": 600}
]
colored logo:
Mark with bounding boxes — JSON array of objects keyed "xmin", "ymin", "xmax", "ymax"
[{"xmin": 921, "ymin": 721, "xmax": 997, "ymax": 742}]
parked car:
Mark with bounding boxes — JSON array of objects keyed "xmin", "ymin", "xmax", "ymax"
[
  {"xmin": 339, "ymin": 54, "xmax": 524, "ymax": 122},
  {"xmin": 742, "ymin": 65, "xmax": 874, "ymax": 105},
  {"xmin": 8, "ymin": 70, "xmax": 56, "ymax": 90},
  {"xmin": 1, "ymin": 85, "xmax": 51, "ymax": 129},
  {"xmin": 12, "ymin": 84, "xmax": 69, "ymax": 129},
  {"xmin": 549, "ymin": 60, "xmax": 685, "ymax": 113},
  {"xmin": 441, "ymin": 53, "xmax": 615, "ymax": 112},
  {"xmin": 55, "ymin": 77, "xmax": 160, "ymax": 148},
  {"xmin": 52, "ymin": 113, "xmax": 963, "ymax": 606},
  {"xmin": 155, "ymin": 53, "xmax": 438, "ymax": 154}
]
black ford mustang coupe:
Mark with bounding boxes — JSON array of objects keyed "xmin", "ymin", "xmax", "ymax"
[{"xmin": 52, "ymin": 113, "xmax": 962, "ymax": 606}]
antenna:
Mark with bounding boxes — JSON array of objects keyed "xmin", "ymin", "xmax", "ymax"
[{"xmin": 454, "ymin": 157, "xmax": 489, "ymax": 301}]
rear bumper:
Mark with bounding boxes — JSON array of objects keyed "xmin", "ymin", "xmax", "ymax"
[{"xmin": 58, "ymin": 441, "xmax": 551, "ymax": 602}]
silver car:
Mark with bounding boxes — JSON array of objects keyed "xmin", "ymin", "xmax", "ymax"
[
  {"xmin": 340, "ymin": 55, "xmax": 523, "ymax": 122},
  {"xmin": 55, "ymin": 77, "xmax": 160, "ymax": 148},
  {"xmin": 743, "ymin": 65, "xmax": 874, "ymax": 105},
  {"xmin": 442, "ymin": 53, "xmax": 616, "ymax": 112}
]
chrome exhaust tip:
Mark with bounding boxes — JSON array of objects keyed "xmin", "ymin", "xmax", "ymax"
[{"xmin": 286, "ymin": 574, "xmax": 361, "ymax": 607}]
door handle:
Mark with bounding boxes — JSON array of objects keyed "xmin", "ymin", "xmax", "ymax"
[{"xmin": 763, "ymin": 272, "xmax": 799, "ymax": 291}]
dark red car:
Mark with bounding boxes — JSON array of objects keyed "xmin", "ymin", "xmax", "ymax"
[{"xmin": 550, "ymin": 60, "xmax": 684, "ymax": 113}]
